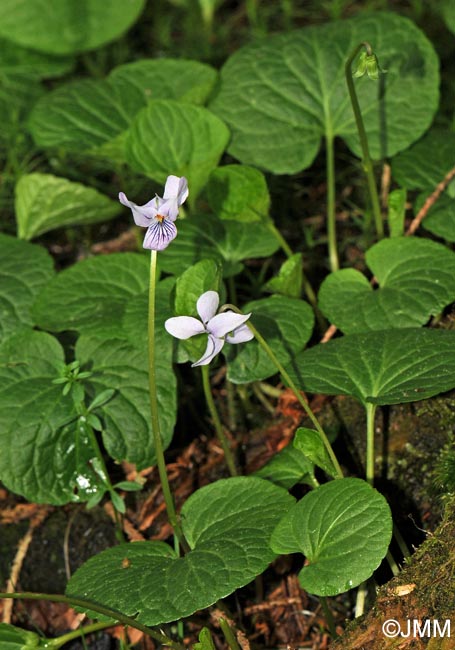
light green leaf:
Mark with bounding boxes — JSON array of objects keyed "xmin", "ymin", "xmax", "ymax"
[
  {"xmin": 0, "ymin": 330, "xmax": 104, "ymax": 505},
  {"xmin": 391, "ymin": 130, "xmax": 455, "ymax": 190},
  {"xmin": 286, "ymin": 328, "xmax": 455, "ymax": 406},
  {"xmin": 210, "ymin": 13, "xmax": 439, "ymax": 172},
  {"xmin": 175, "ymin": 259, "xmax": 222, "ymax": 315},
  {"xmin": 15, "ymin": 173, "xmax": 121, "ymax": 240},
  {"xmin": 75, "ymin": 334, "xmax": 176, "ymax": 469},
  {"xmin": 159, "ymin": 212, "xmax": 279, "ymax": 277},
  {"xmin": 293, "ymin": 427, "xmax": 338, "ymax": 478},
  {"xmin": 0, "ymin": 622, "xmax": 42, "ymax": 649},
  {"xmin": 227, "ymin": 295, "xmax": 314, "ymax": 383},
  {"xmin": 32, "ymin": 253, "xmax": 149, "ymax": 338},
  {"xmin": 270, "ymin": 478, "xmax": 392, "ymax": 596},
  {"xmin": 0, "ymin": 0, "xmax": 145, "ymax": 55},
  {"xmin": 125, "ymin": 100, "xmax": 230, "ymax": 198},
  {"xmin": 264, "ymin": 253, "xmax": 303, "ymax": 298},
  {"xmin": 67, "ymin": 477, "xmax": 294, "ymax": 625},
  {"xmin": 206, "ymin": 165, "xmax": 270, "ymax": 222},
  {"xmin": 0, "ymin": 234, "xmax": 55, "ymax": 343},
  {"xmin": 387, "ymin": 188, "xmax": 406, "ymax": 238},
  {"xmin": 194, "ymin": 628, "xmax": 216, "ymax": 650},
  {"xmin": 254, "ymin": 444, "xmax": 314, "ymax": 489},
  {"xmin": 318, "ymin": 238, "xmax": 455, "ymax": 334}
]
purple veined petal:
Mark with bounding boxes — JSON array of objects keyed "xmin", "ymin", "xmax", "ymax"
[
  {"xmin": 142, "ymin": 218, "xmax": 177, "ymax": 250},
  {"xmin": 207, "ymin": 311, "xmax": 252, "ymax": 338},
  {"xmin": 119, "ymin": 192, "xmax": 158, "ymax": 227},
  {"xmin": 225, "ymin": 322, "xmax": 254, "ymax": 344},
  {"xmin": 197, "ymin": 291, "xmax": 219, "ymax": 324},
  {"xmin": 192, "ymin": 334, "xmax": 225, "ymax": 367},
  {"xmin": 165, "ymin": 316, "xmax": 206, "ymax": 339}
]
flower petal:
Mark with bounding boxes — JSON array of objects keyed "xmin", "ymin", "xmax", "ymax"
[
  {"xmin": 207, "ymin": 312, "xmax": 252, "ymax": 338},
  {"xmin": 197, "ymin": 291, "xmax": 219, "ymax": 324},
  {"xmin": 226, "ymin": 323, "xmax": 254, "ymax": 344},
  {"xmin": 119, "ymin": 192, "xmax": 159, "ymax": 226},
  {"xmin": 165, "ymin": 316, "xmax": 205, "ymax": 339},
  {"xmin": 192, "ymin": 334, "xmax": 225, "ymax": 367},
  {"xmin": 142, "ymin": 219, "xmax": 177, "ymax": 250},
  {"xmin": 163, "ymin": 175, "xmax": 189, "ymax": 205}
]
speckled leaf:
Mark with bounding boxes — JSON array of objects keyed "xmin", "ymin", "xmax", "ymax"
[
  {"xmin": 0, "ymin": 330, "xmax": 104, "ymax": 505},
  {"xmin": 32, "ymin": 253, "xmax": 149, "ymax": 338},
  {"xmin": 227, "ymin": 295, "xmax": 314, "ymax": 383},
  {"xmin": 206, "ymin": 165, "xmax": 270, "ymax": 222},
  {"xmin": 286, "ymin": 328, "xmax": 455, "ymax": 406},
  {"xmin": 67, "ymin": 477, "xmax": 294, "ymax": 625},
  {"xmin": 125, "ymin": 100, "xmax": 230, "ymax": 198},
  {"xmin": 271, "ymin": 478, "xmax": 392, "ymax": 596},
  {"xmin": 0, "ymin": 234, "xmax": 55, "ymax": 343},
  {"xmin": 210, "ymin": 13, "xmax": 439, "ymax": 173},
  {"xmin": 159, "ymin": 212, "xmax": 279, "ymax": 277},
  {"xmin": 16, "ymin": 173, "xmax": 121, "ymax": 240},
  {"xmin": 0, "ymin": 0, "xmax": 145, "ymax": 55},
  {"xmin": 318, "ymin": 238, "xmax": 455, "ymax": 334},
  {"xmin": 75, "ymin": 334, "xmax": 176, "ymax": 468}
]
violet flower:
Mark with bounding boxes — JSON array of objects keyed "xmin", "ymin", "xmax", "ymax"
[
  {"xmin": 165, "ymin": 291, "xmax": 254, "ymax": 367},
  {"xmin": 119, "ymin": 175, "xmax": 188, "ymax": 251}
]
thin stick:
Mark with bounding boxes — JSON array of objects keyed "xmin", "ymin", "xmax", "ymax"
[{"xmin": 406, "ymin": 164, "xmax": 455, "ymax": 236}]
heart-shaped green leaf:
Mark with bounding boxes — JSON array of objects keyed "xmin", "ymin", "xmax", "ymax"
[
  {"xmin": 227, "ymin": 295, "xmax": 314, "ymax": 383},
  {"xmin": 318, "ymin": 238, "xmax": 455, "ymax": 333},
  {"xmin": 159, "ymin": 212, "xmax": 279, "ymax": 277},
  {"xmin": 15, "ymin": 173, "xmax": 121, "ymax": 240},
  {"xmin": 75, "ymin": 335, "xmax": 176, "ymax": 469},
  {"xmin": 254, "ymin": 444, "xmax": 314, "ymax": 489},
  {"xmin": 0, "ymin": 330, "xmax": 105, "ymax": 505},
  {"xmin": 0, "ymin": 234, "xmax": 55, "ymax": 343},
  {"xmin": 125, "ymin": 100, "xmax": 230, "ymax": 199},
  {"xmin": 286, "ymin": 328, "xmax": 455, "ymax": 406},
  {"xmin": 271, "ymin": 478, "xmax": 392, "ymax": 596},
  {"xmin": 32, "ymin": 253, "xmax": 149, "ymax": 338},
  {"xmin": 67, "ymin": 477, "xmax": 294, "ymax": 625},
  {"xmin": 206, "ymin": 165, "xmax": 270, "ymax": 222},
  {"xmin": 210, "ymin": 13, "xmax": 439, "ymax": 173},
  {"xmin": 0, "ymin": 0, "xmax": 145, "ymax": 55}
]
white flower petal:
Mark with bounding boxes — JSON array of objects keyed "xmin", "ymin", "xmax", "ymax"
[
  {"xmin": 207, "ymin": 312, "xmax": 252, "ymax": 338},
  {"xmin": 119, "ymin": 192, "xmax": 158, "ymax": 226},
  {"xmin": 143, "ymin": 219, "xmax": 177, "ymax": 250},
  {"xmin": 192, "ymin": 335, "xmax": 224, "ymax": 367},
  {"xmin": 226, "ymin": 323, "xmax": 254, "ymax": 344},
  {"xmin": 163, "ymin": 175, "xmax": 189, "ymax": 205},
  {"xmin": 165, "ymin": 316, "xmax": 206, "ymax": 339},
  {"xmin": 197, "ymin": 291, "xmax": 219, "ymax": 324}
]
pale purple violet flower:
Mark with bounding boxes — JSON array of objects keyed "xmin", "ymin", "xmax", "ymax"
[
  {"xmin": 119, "ymin": 175, "xmax": 189, "ymax": 251},
  {"xmin": 165, "ymin": 291, "xmax": 254, "ymax": 367}
]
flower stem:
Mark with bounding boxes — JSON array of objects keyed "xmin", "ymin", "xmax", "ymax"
[
  {"xmin": 345, "ymin": 42, "xmax": 384, "ymax": 238},
  {"xmin": 148, "ymin": 251, "xmax": 188, "ymax": 550},
  {"xmin": 326, "ymin": 133, "xmax": 339, "ymax": 272},
  {"xmin": 0, "ymin": 592, "xmax": 185, "ymax": 650},
  {"xmin": 201, "ymin": 365, "xmax": 238, "ymax": 476},
  {"xmin": 45, "ymin": 621, "xmax": 115, "ymax": 649},
  {"xmin": 365, "ymin": 402, "xmax": 377, "ymax": 485}
]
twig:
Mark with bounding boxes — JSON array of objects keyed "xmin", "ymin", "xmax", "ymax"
[{"xmin": 406, "ymin": 164, "xmax": 455, "ymax": 236}]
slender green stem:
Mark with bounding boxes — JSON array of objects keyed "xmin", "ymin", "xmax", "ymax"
[
  {"xmin": 201, "ymin": 365, "xmax": 238, "ymax": 476},
  {"xmin": 325, "ymin": 133, "xmax": 339, "ymax": 272},
  {"xmin": 319, "ymin": 597, "xmax": 337, "ymax": 638},
  {"xmin": 365, "ymin": 403, "xmax": 377, "ymax": 485},
  {"xmin": 46, "ymin": 621, "xmax": 114, "ymax": 649},
  {"xmin": 148, "ymin": 251, "xmax": 188, "ymax": 550},
  {"xmin": 219, "ymin": 618, "xmax": 242, "ymax": 650},
  {"xmin": 345, "ymin": 42, "xmax": 384, "ymax": 238},
  {"xmin": 0, "ymin": 592, "xmax": 185, "ymax": 650}
]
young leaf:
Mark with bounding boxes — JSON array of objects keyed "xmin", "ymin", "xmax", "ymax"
[
  {"xmin": 32, "ymin": 253, "xmax": 149, "ymax": 338},
  {"xmin": 125, "ymin": 100, "xmax": 230, "ymax": 199},
  {"xmin": 194, "ymin": 628, "xmax": 216, "ymax": 650},
  {"xmin": 66, "ymin": 477, "xmax": 294, "ymax": 625},
  {"xmin": 210, "ymin": 13, "xmax": 439, "ymax": 173},
  {"xmin": 293, "ymin": 428, "xmax": 338, "ymax": 478},
  {"xmin": 206, "ymin": 164, "xmax": 270, "ymax": 222},
  {"xmin": 318, "ymin": 238, "xmax": 455, "ymax": 334},
  {"xmin": 264, "ymin": 253, "xmax": 303, "ymax": 298},
  {"xmin": 227, "ymin": 295, "xmax": 314, "ymax": 383},
  {"xmin": 286, "ymin": 328, "xmax": 455, "ymax": 406},
  {"xmin": 15, "ymin": 173, "xmax": 121, "ymax": 240},
  {"xmin": 271, "ymin": 478, "xmax": 392, "ymax": 596},
  {"xmin": 174, "ymin": 259, "xmax": 222, "ymax": 316},
  {"xmin": 0, "ymin": 0, "xmax": 145, "ymax": 55},
  {"xmin": 0, "ymin": 234, "xmax": 54, "ymax": 343},
  {"xmin": 387, "ymin": 188, "xmax": 406, "ymax": 238},
  {"xmin": 254, "ymin": 444, "xmax": 314, "ymax": 489}
]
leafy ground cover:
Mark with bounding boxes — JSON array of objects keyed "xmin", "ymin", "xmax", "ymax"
[{"xmin": 1, "ymin": 1, "xmax": 455, "ymax": 649}]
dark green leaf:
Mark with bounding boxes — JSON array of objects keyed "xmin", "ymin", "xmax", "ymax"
[{"xmin": 254, "ymin": 444, "xmax": 314, "ymax": 489}]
